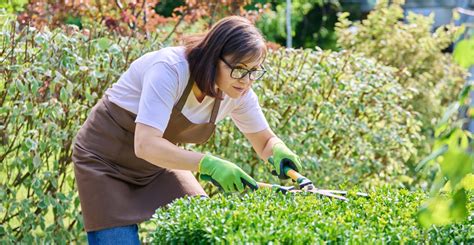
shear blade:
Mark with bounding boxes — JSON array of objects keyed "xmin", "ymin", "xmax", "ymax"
[
  {"xmin": 317, "ymin": 189, "xmax": 369, "ymax": 198},
  {"xmin": 306, "ymin": 189, "xmax": 348, "ymax": 201}
]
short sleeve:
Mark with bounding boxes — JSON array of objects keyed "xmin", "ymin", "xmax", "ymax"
[
  {"xmin": 231, "ymin": 89, "xmax": 270, "ymax": 133},
  {"xmin": 135, "ymin": 62, "xmax": 179, "ymax": 132}
]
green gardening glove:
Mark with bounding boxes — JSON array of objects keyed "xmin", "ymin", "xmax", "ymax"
[
  {"xmin": 268, "ymin": 142, "xmax": 302, "ymax": 179},
  {"xmin": 198, "ymin": 154, "xmax": 258, "ymax": 192}
]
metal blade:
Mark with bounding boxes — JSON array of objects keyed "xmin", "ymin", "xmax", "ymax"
[
  {"xmin": 316, "ymin": 189, "xmax": 369, "ymax": 198},
  {"xmin": 302, "ymin": 184, "xmax": 348, "ymax": 201}
]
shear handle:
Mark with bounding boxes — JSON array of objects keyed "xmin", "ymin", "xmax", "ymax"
[{"xmin": 283, "ymin": 166, "xmax": 312, "ymax": 188}]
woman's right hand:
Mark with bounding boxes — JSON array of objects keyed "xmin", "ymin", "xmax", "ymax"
[{"xmin": 198, "ymin": 154, "xmax": 258, "ymax": 192}]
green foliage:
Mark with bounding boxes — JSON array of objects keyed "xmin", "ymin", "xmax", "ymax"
[
  {"xmin": 155, "ymin": 0, "xmax": 186, "ymax": 18},
  {"xmin": 453, "ymin": 35, "xmax": 474, "ymax": 69},
  {"xmin": 147, "ymin": 187, "xmax": 473, "ymax": 243},
  {"xmin": 417, "ymin": 83, "xmax": 474, "ymax": 227},
  {"xmin": 336, "ymin": 0, "xmax": 467, "ymax": 136},
  {"xmin": 255, "ymin": 0, "xmax": 341, "ymax": 49},
  {"xmin": 0, "ymin": 0, "xmax": 28, "ymax": 13}
]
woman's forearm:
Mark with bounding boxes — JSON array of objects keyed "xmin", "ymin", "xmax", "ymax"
[
  {"xmin": 260, "ymin": 136, "xmax": 283, "ymax": 161},
  {"xmin": 135, "ymin": 136, "xmax": 204, "ymax": 172}
]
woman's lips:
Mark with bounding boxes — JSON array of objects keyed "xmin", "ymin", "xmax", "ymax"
[{"xmin": 233, "ymin": 86, "xmax": 244, "ymax": 93}]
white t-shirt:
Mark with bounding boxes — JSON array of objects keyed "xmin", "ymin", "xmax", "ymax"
[{"xmin": 104, "ymin": 46, "xmax": 269, "ymax": 134}]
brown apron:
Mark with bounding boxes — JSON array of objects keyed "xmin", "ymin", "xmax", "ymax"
[{"xmin": 72, "ymin": 78, "xmax": 222, "ymax": 232}]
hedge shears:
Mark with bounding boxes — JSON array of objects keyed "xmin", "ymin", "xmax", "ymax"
[{"xmin": 256, "ymin": 165, "xmax": 369, "ymax": 202}]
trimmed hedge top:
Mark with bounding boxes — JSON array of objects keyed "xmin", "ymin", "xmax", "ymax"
[{"xmin": 147, "ymin": 187, "xmax": 473, "ymax": 244}]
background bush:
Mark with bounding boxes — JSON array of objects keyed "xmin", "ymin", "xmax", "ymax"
[
  {"xmin": 147, "ymin": 187, "xmax": 473, "ymax": 243},
  {"xmin": 336, "ymin": 0, "xmax": 467, "ymax": 140}
]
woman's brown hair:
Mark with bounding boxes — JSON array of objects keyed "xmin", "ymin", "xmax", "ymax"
[{"xmin": 185, "ymin": 16, "xmax": 267, "ymax": 98}]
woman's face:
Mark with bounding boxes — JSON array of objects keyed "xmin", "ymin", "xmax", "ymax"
[{"xmin": 215, "ymin": 55, "xmax": 263, "ymax": 99}]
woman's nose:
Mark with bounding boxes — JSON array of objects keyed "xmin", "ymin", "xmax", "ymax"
[{"xmin": 239, "ymin": 74, "xmax": 251, "ymax": 84}]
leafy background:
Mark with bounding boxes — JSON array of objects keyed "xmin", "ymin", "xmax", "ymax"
[{"xmin": 1, "ymin": 0, "xmax": 473, "ymax": 243}]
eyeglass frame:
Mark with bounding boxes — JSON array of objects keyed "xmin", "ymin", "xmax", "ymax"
[{"xmin": 220, "ymin": 56, "xmax": 267, "ymax": 81}]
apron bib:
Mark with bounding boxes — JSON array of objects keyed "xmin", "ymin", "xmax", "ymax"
[{"xmin": 72, "ymin": 78, "xmax": 222, "ymax": 232}]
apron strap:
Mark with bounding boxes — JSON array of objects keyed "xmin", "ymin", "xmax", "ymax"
[
  {"xmin": 210, "ymin": 90, "xmax": 222, "ymax": 124},
  {"xmin": 176, "ymin": 78, "xmax": 194, "ymax": 111}
]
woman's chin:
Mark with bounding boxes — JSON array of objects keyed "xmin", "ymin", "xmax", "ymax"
[{"xmin": 224, "ymin": 90, "xmax": 243, "ymax": 99}]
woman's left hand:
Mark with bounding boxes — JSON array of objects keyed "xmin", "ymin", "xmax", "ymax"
[{"xmin": 268, "ymin": 142, "xmax": 302, "ymax": 179}]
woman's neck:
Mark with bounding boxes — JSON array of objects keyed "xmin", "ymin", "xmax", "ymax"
[{"xmin": 192, "ymin": 83, "xmax": 205, "ymax": 103}]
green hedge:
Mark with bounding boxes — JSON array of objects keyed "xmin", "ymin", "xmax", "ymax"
[{"xmin": 147, "ymin": 187, "xmax": 473, "ymax": 243}]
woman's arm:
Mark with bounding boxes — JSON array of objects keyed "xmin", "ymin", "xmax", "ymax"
[
  {"xmin": 134, "ymin": 123, "xmax": 204, "ymax": 171},
  {"xmin": 244, "ymin": 128, "xmax": 303, "ymax": 178},
  {"xmin": 243, "ymin": 128, "xmax": 283, "ymax": 161}
]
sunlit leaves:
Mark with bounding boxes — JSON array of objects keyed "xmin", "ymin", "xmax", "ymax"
[
  {"xmin": 453, "ymin": 35, "xmax": 474, "ymax": 68},
  {"xmin": 417, "ymin": 82, "xmax": 473, "ymax": 227}
]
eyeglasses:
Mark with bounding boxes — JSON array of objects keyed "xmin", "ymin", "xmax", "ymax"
[{"xmin": 220, "ymin": 56, "xmax": 266, "ymax": 81}]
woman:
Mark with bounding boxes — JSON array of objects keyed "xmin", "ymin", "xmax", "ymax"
[{"xmin": 72, "ymin": 16, "xmax": 302, "ymax": 243}]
